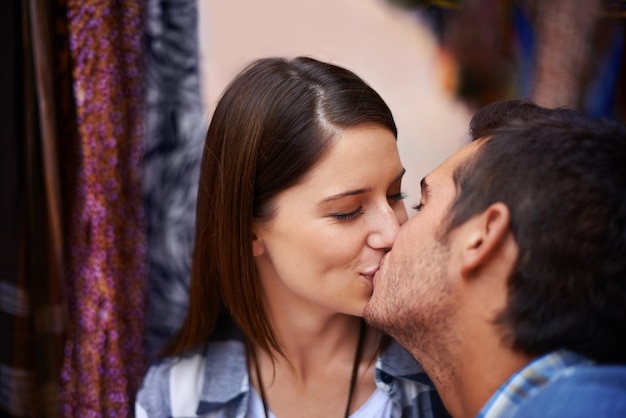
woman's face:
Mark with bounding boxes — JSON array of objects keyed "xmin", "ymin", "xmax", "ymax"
[{"xmin": 253, "ymin": 124, "xmax": 408, "ymax": 318}]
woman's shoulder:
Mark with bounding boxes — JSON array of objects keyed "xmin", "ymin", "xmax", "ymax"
[
  {"xmin": 142, "ymin": 346, "xmax": 207, "ymax": 383},
  {"xmin": 139, "ymin": 317, "xmax": 246, "ymax": 393},
  {"xmin": 136, "ymin": 337, "xmax": 250, "ymax": 417},
  {"xmin": 136, "ymin": 355, "xmax": 177, "ymax": 416},
  {"xmin": 137, "ymin": 337, "xmax": 244, "ymax": 395}
]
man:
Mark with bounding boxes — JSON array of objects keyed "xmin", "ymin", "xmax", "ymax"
[{"xmin": 364, "ymin": 100, "xmax": 626, "ymax": 417}]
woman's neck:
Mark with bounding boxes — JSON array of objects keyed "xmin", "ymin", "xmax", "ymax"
[
  {"xmin": 265, "ymin": 313, "xmax": 366, "ymax": 379},
  {"xmin": 249, "ymin": 318, "xmax": 379, "ymax": 418}
]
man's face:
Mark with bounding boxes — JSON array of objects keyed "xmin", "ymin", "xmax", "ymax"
[{"xmin": 363, "ymin": 141, "xmax": 481, "ymax": 353}]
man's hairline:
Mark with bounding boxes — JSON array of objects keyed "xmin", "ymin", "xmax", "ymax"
[{"xmin": 437, "ymin": 136, "xmax": 492, "ymax": 240}]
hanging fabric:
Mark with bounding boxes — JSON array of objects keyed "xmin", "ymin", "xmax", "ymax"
[
  {"xmin": 0, "ymin": 1, "xmax": 35, "ymax": 416},
  {"xmin": 143, "ymin": 0, "xmax": 205, "ymax": 363},
  {"xmin": 1, "ymin": 0, "xmax": 70, "ymax": 415},
  {"xmin": 59, "ymin": 1, "xmax": 148, "ymax": 416}
]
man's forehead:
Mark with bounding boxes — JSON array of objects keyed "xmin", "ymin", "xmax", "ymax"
[{"xmin": 428, "ymin": 140, "xmax": 482, "ymax": 182}]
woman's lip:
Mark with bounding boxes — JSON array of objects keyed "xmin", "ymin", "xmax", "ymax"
[
  {"xmin": 361, "ymin": 266, "xmax": 380, "ymax": 280},
  {"xmin": 371, "ymin": 254, "xmax": 389, "ymax": 282}
]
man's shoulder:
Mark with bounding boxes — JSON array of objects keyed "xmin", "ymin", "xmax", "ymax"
[{"xmin": 513, "ymin": 364, "xmax": 626, "ymax": 417}]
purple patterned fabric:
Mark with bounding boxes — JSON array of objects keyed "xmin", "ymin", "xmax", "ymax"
[{"xmin": 60, "ymin": 1, "xmax": 147, "ymax": 416}]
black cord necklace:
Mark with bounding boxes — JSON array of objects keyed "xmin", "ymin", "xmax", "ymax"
[{"xmin": 253, "ymin": 320, "xmax": 366, "ymax": 418}]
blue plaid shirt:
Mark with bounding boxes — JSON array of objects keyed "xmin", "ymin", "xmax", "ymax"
[
  {"xmin": 136, "ymin": 322, "xmax": 449, "ymax": 418},
  {"xmin": 477, "ymin": 350, "xmax": 595, "ymax": 418}
]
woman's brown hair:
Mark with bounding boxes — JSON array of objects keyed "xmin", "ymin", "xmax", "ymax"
[{"xmin": 162, "ymin": 56, "xmax": 397, "ymax": 358}]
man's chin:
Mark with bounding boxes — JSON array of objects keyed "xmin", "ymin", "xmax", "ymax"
[{"xmin": 362, "ymin": 296, "xmax": 389, "ymax": 333}]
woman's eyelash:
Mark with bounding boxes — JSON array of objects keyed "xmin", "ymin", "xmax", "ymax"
[
  {"xmin": 333, "ymin": 207, "xmax": 365, "ymax": 221},
  {"xmin": 331, "ymin": 192, "xmax": 405, "ymax": 221},
  {"xmin": 413, "ymin": 203, "xmax": 423, "ymax": 212},
  {"xmin": 388, "ymin": 192, "xmax": 407, "ymax": 201}
]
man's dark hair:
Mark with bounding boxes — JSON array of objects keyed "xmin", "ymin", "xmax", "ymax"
[
  {"xmin": 469, "ymin": 99, "xmax": 575, "ymax": 141},
  {"xmin": 447, "ymin": 99, "xmax": 626, "ymax": 363}
]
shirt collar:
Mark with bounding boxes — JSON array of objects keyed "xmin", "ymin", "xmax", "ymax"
[
  {"xmin": 196, "ymin": 320, "xmax": 249, "ymax": 414},
  {"xmin": 194, "ymin": 323, "xmax": 437, "ymax": 415},
  {"xmin": 477, "ymin": 350, "xmax": 595, "ymax": 418},
  {"xmin": 377, "ymin": 339, "xmax": 430, "ymax": 382}
]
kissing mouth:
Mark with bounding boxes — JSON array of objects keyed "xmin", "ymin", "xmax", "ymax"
[
  {"xmin": 372, "ymin": 253, "xmax": 390, "ymax": 282},
  {"xmin": 361, "ymin": 267, "xmax": 380, "ymax": 282}
]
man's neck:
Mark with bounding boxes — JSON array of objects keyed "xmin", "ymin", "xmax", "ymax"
[{"xmin": 409, "ymin": 336, "xmax": 532, "ymax": 418}]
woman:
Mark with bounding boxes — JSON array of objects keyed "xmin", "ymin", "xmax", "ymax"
[{"xmin": 136, "ymin": 56, "xmax": 448, "ymax": 418}]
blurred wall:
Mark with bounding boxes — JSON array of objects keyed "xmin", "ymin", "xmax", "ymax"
[{"xmin": 198, "ymin": 0, "xmax": 472, "ymax": 210}]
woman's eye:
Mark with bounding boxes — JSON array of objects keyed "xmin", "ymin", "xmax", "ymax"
[
  {"xmin": 412, "ymin": 203, "xmax": 423, "ymax": 212},
  {"xmin": 332, "ymin": 207, "xmax": 365, "ymax": 221},
  {"xmin": 388, "ymin": 192, "xmax": 407, "ymax": 202}
]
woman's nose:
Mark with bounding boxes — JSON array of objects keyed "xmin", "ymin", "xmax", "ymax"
[{"xmin": 367, "ymin": 202, "xmax": 402, "ymax": 251}]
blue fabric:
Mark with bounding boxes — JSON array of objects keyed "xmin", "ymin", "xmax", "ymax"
[
  {"xmin": 477, "ymin": 350, "xmax": 626, "ymax": 417},
  {"xmin": 511, "ymin": 3, "xmax": 535, "ymax": 99},
  {"xmin": 583, "ymin": 26, "xmax": 625, "ymax": 119},
  {"xmin": 512, "ymin": 366, "xmax": 626, "ymax": 417},
  {"xmin": 477, "ymin": 350, "xmax": 591, "ymax": 417}
]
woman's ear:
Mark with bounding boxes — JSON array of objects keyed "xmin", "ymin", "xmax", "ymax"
[
  {"xmin": 460, "ymin": 202, "xmax": 512, "ymax": 277},
  {"xmin": 252, "ymin": 222, "xmax": 265, "ymax": 257},
  {"xmin": 252, "ymin": 233, "xmax": 265, "ymax": 257}
]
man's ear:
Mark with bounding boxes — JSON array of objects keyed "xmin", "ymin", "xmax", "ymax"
[{"xmin": 460, "ymin": 202, "xmax": 511, "ymax": 277}]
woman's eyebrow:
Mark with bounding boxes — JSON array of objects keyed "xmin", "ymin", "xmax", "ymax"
[
  {"xmin": 321, "ymin": 168, "xmax": 406, "ymax": 203},
  {"xmin": 320, "ymin": 188, "xmax": 369, "ymax": 203}
]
